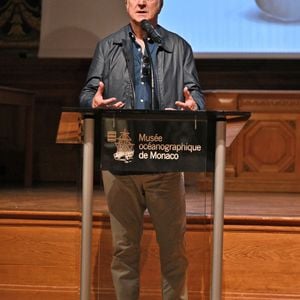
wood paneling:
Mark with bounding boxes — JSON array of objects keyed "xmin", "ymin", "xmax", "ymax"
[
  {"xmin": 0, "ymin": 218, "xmax": 81, "ymax": 300},
  {"xmin": 1, "ymin": 187, "xmax": 299, "ymax": 299},
  {"xmin": 223, "ymin": 225, "xmax": 300, "ymax": 299},
  {"xmin": 0, "ymin": 87, "xmax": 35, "ymax": 186},
  {"xmin": 204, "ymin": 90, "xmax": 300, "ymax": 192},
  {"xmin": 0, "ymin": 214, "xmax": 212, "ymax": 300},
  {"xmin": 0, "ymin": 208, "xmax": 299, "ymax": 300},
  {"xmin": 0, "ymin": 57, "xmax": 86, "ymax": 184}
]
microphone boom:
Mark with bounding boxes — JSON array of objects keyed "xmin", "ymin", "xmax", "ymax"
[{"xmin": 141, "ymin": 19, "xmax": 162, "ymax": 43}]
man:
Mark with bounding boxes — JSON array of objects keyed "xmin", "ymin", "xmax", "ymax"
[{"xmin": 80, "ymin": 0, "xmax": 205, "ymax": 299}]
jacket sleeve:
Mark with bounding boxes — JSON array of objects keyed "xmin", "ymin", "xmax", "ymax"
[
  {"xmin": 183, "ymin": 42, "xmax": 206, "ymax": 110},
  {"xmin": 79, "ymin": 42, "xmax": 105, "ymax": 107}
]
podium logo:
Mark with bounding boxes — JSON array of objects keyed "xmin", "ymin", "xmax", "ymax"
[
  {"xmin": 110, "ymin": 129, "xmax": 135, "ymax": 164},
  {"xmin": 107, "ymin": 131, "xmax": 117, "ymax": 143}
]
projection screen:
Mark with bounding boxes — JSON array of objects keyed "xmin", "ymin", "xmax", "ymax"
[{"xmin": 39, "ymin": 0, "xmax": 300, "ymax": 58}]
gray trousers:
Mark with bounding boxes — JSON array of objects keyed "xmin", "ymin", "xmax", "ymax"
[{"xmin": 102, "ymin": 171, "xmax": 188, "ymax": 300}]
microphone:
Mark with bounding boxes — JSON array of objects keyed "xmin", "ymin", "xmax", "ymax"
[{"xmin": 141, "ymin": 19, "xmax": 162, "ymax": 44}]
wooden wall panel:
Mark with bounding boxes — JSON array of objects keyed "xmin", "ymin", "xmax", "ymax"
[
  {"xmin": 0, "ymin": 214, "xmax": 212, "ymax": 300},
  {"xmin": 205, "ymin": 90, "xmax": 300, "ymax": 192},
  {"xmin": 0, "ymin": 87, "xmax": 35, "ymax": 186},
  {"xmin": 90, "ymin": 219, "xmax": 212, "ymax": 300},
  {"xmin": 1, "ymin": 214, "xmax": 300, "ymax": 299},
  {"xmin": 223, "ymin": 225, "xmax": 300, "ymax": 299},
  {"xmin": 0, "ymin": 219, "xmax": 81, "ymax": 300}
]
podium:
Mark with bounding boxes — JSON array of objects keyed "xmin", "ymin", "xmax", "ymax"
[{"xmin": 56, "ymin": 109, "xmax": 250, "ymax": 300}]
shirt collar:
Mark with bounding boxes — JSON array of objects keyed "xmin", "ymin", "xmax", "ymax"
[{"xmin": 113, "ymin": 24, "xmax": 173, "ymax": 53}]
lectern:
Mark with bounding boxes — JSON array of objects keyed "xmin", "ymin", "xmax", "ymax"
[{"xmin": 56, "ymin": 109, "xmax": 250, "ymax": 300}]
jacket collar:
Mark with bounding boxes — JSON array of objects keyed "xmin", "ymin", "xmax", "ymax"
[{"xmin": 112, "ymin": 24, "xmax": 173, "ymax": 53}]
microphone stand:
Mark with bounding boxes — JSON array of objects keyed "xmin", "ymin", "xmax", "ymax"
[{"xmin": 143, "ymin": 38, "xmax": 156, "ymax": 110}]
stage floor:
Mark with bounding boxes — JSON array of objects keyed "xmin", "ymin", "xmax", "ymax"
[{"xmin": 1, "ymin": 183, "xmax": 299, "ymax": 223}]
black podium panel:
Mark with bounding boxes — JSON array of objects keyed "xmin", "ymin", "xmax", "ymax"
[{"xmin": 99, "ymin": 110, "xmax": 216, "ymax": 173}]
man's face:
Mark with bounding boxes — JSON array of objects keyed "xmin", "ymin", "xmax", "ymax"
[{"xmin": 125, "ymin": 0, "xmax": 162, "ymax": 25}]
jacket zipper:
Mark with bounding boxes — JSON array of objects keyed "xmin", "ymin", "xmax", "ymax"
[{"xmin": 121, "ymin": 47, "xmax": 136, "ymax": 109}]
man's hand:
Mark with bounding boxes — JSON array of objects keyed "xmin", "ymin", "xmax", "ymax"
[
  {"xmin": 92, "ymin": 81, "xmax": 125, "ymax": 109},
  {"xmin": 175, "ymin": 87, "xmax": 198, "ymax": 111}
]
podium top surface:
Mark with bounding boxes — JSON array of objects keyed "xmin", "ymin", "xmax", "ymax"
[{"xmin": 61, "ymin": 107, "xmax": 250, "ymax": 122}]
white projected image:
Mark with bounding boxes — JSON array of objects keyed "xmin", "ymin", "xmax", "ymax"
[
  {"xmin": 159, "ymin": 0, "xmax": 300, "ymax": 58},
  {"xmin": 256, "ymin": 0, "xmax": 300, "ymax": 21}
]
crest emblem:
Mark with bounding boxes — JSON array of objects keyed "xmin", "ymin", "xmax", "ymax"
[{"xmin": 113, "ymin": 129, "xmax": 135, "ymax": 163}]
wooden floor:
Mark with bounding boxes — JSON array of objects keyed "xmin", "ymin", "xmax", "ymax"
[{"xmin": 1, "ymin": 182, "xmax": 299, "ymax": 224}]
